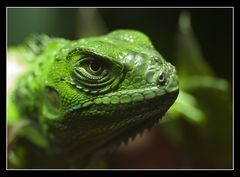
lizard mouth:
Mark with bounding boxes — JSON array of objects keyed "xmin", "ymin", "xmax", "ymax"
[
  {"xmin": 68, "ymin": 86, "xmax": 179, "ymax": 116},
  {"xmin": 88, "ymin": 87, "xmax": 178, "ymax": 118}
]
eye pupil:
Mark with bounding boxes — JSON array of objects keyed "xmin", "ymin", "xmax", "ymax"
[{"xmin": 90, "ymin": 61, "xmax": 101, "ymax": 72}]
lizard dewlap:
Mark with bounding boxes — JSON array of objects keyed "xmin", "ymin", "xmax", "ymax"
[{"xmin": 7, "ymin": 29, "xmax": 179, "ymax": 168}]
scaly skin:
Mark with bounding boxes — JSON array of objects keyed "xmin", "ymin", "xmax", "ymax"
[{"xmin": 7, "ymin": 29, "xmax": 179, "ymax": 168}]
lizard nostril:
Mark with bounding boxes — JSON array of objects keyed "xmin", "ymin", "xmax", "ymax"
[{"xmin": 158, "ymin": 71, "xmax": 166, "ymax": 86}]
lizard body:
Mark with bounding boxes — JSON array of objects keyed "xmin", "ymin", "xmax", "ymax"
[{"xmin": 7, "ymin": 29, "xmax": 179, "ymax": 168}]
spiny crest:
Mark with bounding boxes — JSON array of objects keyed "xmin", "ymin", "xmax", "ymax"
[{"xmin": 23, "ymin": 33, "xmax": 50, "ymax": 56}]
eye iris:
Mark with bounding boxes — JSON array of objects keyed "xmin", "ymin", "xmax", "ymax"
[{"xmin": 89, "ymin": 61, "xmax": 102, "ymax": 73}]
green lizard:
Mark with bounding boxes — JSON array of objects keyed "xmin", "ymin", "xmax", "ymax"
[{"xmin": 7, "ymin": 29, "xmax": 179, "ymax": 169}]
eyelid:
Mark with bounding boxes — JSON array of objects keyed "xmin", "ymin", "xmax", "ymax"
[
  {"xmin": 80, "ymin": 56, "xmax": 110, "ymax": 69},
  {"xmin": 80, "ymin": 52, "xmax": 123, "ymax": 69}
]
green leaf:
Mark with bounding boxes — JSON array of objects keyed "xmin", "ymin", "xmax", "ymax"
[
  {"xmin": 176, "ymin": 11, "xmax": 214, "ymax": 78},
  {"xmin": 168, "ymin": 91, "xmax": 206, "ymax": 125}
]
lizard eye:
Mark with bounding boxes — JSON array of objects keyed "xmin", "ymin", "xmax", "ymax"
[
  {"xmin": 72, "ymin": 56, "xmax": 122, "ymax": 94},
  {"xmin": 75, "ymin": 57, "xmax": 108, "ymax": 78}
]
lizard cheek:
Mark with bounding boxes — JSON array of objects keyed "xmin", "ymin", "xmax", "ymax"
[{"xmin": 43, "ymin": 86, "xmax": 62, "ymax": 118}]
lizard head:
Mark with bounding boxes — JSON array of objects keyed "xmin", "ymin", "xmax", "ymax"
[{"xmin": 43, "ymin": 30, "xmax": 179, "ymax": 153}]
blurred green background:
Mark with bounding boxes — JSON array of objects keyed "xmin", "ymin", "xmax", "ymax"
[{"xmin": 7, "ymin": 8, "xmax": 233, "ymax": 169}]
